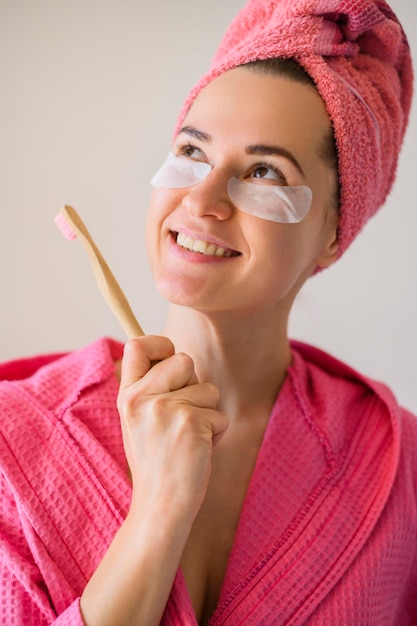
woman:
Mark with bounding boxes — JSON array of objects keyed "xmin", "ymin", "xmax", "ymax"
[{"xmin": 1, "ymin": 0, "xmax": 416, "ymax": 624}]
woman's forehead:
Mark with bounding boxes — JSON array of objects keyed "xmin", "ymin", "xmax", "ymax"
[{"xmin": 182, "ymin": 67, "xmax": 331, "ymax": 149}]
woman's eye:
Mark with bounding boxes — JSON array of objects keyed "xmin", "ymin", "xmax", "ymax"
[
  {"xmin": 250, "ymin": 164, "xmax": 286, "ymax": 184},
  {"xmin": 177, "ymin": 144, "xmax": 206, "ymax": 162}
]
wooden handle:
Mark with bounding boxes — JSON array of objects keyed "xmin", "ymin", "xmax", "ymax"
[{"xmin": 61, "ymin": 205, "xmax": 144, "ymax": 339}]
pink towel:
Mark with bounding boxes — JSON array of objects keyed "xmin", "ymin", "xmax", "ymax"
[{"xmin": 177, "ymin": 0, "xmax": 413, "ymax": 259}]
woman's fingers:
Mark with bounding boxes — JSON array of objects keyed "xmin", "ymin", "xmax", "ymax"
[
  {"xmin": 120, "ymin": 337, "xmax": 198, "ymax": 393},
  {"xmin": 120, "ymin": 336, "xmax": 175, "ymax": 388}
]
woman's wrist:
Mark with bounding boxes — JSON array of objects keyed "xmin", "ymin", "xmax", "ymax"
[{"xmin": 80, "ymin": 499, "xmax": 193, "ymax": 626}]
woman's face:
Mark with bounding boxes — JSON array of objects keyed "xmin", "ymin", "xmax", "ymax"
[{"xmin": 146, "ymin": 66, "xmax": 338, "ymax": 317}]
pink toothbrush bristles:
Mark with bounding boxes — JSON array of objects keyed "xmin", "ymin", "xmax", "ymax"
[{"xmin": 54, "ymin": 213, "xmax": 77, "ymax": 240}]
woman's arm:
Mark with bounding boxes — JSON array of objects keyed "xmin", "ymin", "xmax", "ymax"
[{"xmin": 79, "ymin": 336, "xmax": 228, "ymax": 626}]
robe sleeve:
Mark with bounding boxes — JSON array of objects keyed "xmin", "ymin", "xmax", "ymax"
[{"xmin": 0, "ymin": 470, "xmax": 85, "ymax": 626}]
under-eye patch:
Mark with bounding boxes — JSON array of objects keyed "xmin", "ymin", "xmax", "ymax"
[
  {"xmin": 151, "ymin": 153, "xmax": 211, "ymax": 188},
  {"xmin": 227, "ymin": 177, "xmax": 312, "ymax": 224},
  {"xmin": 151, "ymin": 153, "xmax": 312, "ymax": 223}
]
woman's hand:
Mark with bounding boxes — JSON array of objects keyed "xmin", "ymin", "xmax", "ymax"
[
  {"xmin": 119, "ymin": 336, "xmax": 229, "ymax": 519},
  {"xmin": 80, "ymin": 336, "xmax": 229, "ymax": 626}
]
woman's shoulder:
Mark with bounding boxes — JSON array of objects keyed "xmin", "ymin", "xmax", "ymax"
[
  {"xmin": 290, "ymin": 339, "xmax": 415, "ymax": 413},
  {"xmin": 289, "ymin": 339, "xmax": 417, "ymax": 462},
  {"xmin": 0, "ymin": 350, "xmax": 68, "ymax": 382},
  {"xmin": 0, "ymin": 337, "xmax": 124, "ymax": 448},
  {"xmin": 0, "ymin": 336, "xmax": 123, "ymax": 402},
  {"xmin": 0, "ymin": 337, "xmax": 125, "ymax": 484}
]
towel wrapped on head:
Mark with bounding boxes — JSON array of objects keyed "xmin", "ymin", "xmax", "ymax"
[{"xmin": 177, "ymin": 0, "xmax": 413, "ymax": 259}]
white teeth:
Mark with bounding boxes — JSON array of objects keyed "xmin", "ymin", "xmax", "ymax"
[
  {"xmin": 193, "ymin": 239, "xmax": 209, "ymax": 254},
  {"xmin": 176, "ymin": 233, "xmax": 235, "ymax": 257}
]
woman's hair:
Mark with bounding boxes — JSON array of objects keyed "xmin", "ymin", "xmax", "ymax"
[{"xmin": 243, "ymin": 58, "xmax": 340, "ymax": 210}]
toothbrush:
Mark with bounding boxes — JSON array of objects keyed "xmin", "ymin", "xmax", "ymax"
[{"xmin": 55, "ymin": 205, "xmax": 144, "ymax": 339}]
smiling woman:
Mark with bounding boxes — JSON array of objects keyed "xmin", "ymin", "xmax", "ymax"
[
  {"xmin": 1, "ymin": 1, "xmax": 417, "ymax": 626},
  {"xmin": 146, "ymin": 67, "xmax": 339, "ymax": 317}
]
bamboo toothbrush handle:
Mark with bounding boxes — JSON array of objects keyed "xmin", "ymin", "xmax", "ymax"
[{"xmin": 62, "ymin": 205, "xmax": 144, "ymax": 339}]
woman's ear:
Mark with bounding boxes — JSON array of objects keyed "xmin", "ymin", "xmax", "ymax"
[{"xmin": 315, "ymin": 210, "xmax": 339, "ymax": 269}]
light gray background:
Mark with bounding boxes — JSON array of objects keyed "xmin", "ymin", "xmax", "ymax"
[{"xmin": 1, "ymin": 1, "xmax": 416, "ymax": 413}]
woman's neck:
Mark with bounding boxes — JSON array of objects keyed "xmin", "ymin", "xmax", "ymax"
[{"xmin": 162, "ymin": 304, "xmax": 292, "ymax": 422}]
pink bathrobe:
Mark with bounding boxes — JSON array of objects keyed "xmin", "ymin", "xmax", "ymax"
[{"xmin": 0, "ymin": 337, "xmax": 416, "ymax": 625}]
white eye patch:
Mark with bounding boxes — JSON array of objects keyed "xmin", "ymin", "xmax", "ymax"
[
  {"xmin": 150, "ymin": 152, "xmax": 211, "ymax": 188},
  {"xmin": 151, "ymin": 153, "xmax": 312, "ymax": 224},
  {"xmin": 227, "ymin": 177, "xmax": 312, "ymax": 224}
]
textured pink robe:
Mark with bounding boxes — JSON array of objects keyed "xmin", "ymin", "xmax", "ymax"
[{"xmin": 0, "ymin": 337, "xmax": 416, "ymax": 624}]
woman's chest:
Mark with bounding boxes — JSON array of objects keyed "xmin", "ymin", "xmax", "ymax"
[{"xmin": 180, "ymin": 425, "xmax": 266, "ymax": 624}]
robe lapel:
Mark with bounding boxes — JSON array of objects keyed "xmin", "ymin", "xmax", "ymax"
[{"xmin": 208, "ymin": 353, "xmax": 399, "ymax": 625}]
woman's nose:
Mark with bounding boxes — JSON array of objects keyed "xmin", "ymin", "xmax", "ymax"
[{"xmin": 182, "ymin": 169, "xmax": 234, "ymax": 220}]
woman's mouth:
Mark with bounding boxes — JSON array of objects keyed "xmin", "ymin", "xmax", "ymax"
[{"xmin": 174, "ymin": 232, "xmax": 240, "ymax": 257}]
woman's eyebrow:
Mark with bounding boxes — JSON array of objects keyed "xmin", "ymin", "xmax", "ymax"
[
  {"xmin": 246, "ymin": 144, "xmax": 305, "ymax": 178},
  {"xmin": 177, "ymin": 126, "xmax": 212, "ymax": 143},
  {"xmin": 177, "ymin": 129, "xmax": 305, "ymax": 178}
]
